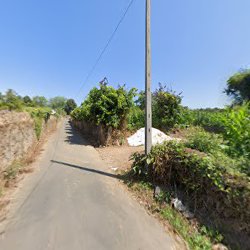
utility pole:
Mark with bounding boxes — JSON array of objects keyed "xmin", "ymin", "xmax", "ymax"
[{"xmin": 145, "ymin": 0, "xmax": 152, "ymax": 155}]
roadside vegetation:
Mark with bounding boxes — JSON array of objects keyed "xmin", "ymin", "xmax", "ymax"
[
  {"xmin": 0, "ymin": 89, "xmax": 77, "ymax": 115},
  {"xmin": 0, "ymin": 89, "xmax": 77, "ymax": 139},
  {"xmin": 71, "ymin": 80, "xmax": 137, "ymax": 129},
  {"xmin": 0, "ymin": 89, "xmax": 77, "ymax": 202},
  {"xmin": 127, "ymin": 180, "xmax": 221, "ymax": 250},
  {"xmin": 71, "ymin": 69, "xmax": 250, "ymax": 249}
]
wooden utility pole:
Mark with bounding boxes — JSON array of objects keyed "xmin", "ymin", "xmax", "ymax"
[{"xmin": 145, "ymin": 0, "xmax": 152, "ymax": 155}]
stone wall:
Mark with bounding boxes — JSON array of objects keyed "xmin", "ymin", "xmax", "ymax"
[
  {"xmin": 72, "ymin": 120, "xmax": 113, "ymax": 146},
  {"xmin": 0, "ymin": 111, "xmax": 57, "ymax": 173},
  {"xmin": 72, "ymin": 120, "xmax": 128, "ymax": 146}
]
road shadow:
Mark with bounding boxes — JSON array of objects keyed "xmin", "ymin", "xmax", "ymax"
[
  {"xmin": 64, "ymin": 120, "xmax": 92, "ymax": 146},
  {"xmin": 51, "ymin": 160, "xmax": 124, "ymax": 180}
]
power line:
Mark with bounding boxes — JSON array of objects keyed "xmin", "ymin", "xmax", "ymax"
[{"xmin": 76, "ymin": 0, "xmax": 135, "ymax": 98}]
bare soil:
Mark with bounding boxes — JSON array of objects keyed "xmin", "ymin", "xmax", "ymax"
[{"xmin": 96, "ymin": 145, "xmax": 144, "ymax": 172}]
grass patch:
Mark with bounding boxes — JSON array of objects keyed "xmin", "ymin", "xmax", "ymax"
[
  {"xmin": 3, "ymin": 161, "xmax": 22, "ymax": 181},
  {"xmin": 126, "ymin": 180, "xmax": 220, "ymax": 250},
  {"xmin": 25, "ymin": 107, "xmax": 52, "ymax": 139},
  {"xmin": 33, "ymin": 116, "xmax": 43, "ymax": 139},
  {"xmin": 161, "ymin": 206, "xmax": 212, "ymax": 250}
]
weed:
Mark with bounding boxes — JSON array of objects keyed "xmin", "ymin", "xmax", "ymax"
[
  {"xmin": 3, "ymin": 162, "xmax": 22, "ymax": 181},
  {"xmin": 161, "ymin": 206, "xmax": 212, "ymax": 250},
  {"xmin": 184, "ymin": 127, "xmax": 225, "ymax": 154},
  {"xmin": 128, "ymin": 181, "xmax": 215, "ymax": 250},
  {"xmin": 130, "ymin": 141, "xmax": 250, "ymax": 249},
  {"xmin": 33, "ymin": 117, "xmax": 43, "ymax": 139},
  {"xmin": 137, "ymin": 181, "xmax": 153, "ymax": 190}
]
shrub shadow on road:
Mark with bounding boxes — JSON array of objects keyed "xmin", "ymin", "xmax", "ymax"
[
  {"xmin": 51, "ymin": 160, "xmax": 123, "ymax": 180},
  {"xmin": 64, "ymin": 120, "xmax": 94, "ymax": 146}
]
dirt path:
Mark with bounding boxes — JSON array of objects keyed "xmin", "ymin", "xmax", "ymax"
[
  {"xmin": 97, "ymin": 145, "xmax": 144, "ymax": 172},
  {"xmin": 0, "ymin": 119, "xmax": 185, "ymax": 250}
]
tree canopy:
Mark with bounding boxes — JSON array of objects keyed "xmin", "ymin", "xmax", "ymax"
[
  {"xmin": 225, "ymin": 69, "xmax": 250, "ymax": 104},
  {"xmin": 49, "ymin": 96, "xmax": 67, "ymax": 110},
  {"xmin": 64, "ymin": 99, "xmax": 77, "ymax": 115},
  {"xmin": 32, "ymin": 96, "xmax": 48, "ymax": 107},
  {"xmin": 0, "ymin": 89, "xmax": 70, "ymax": 113},
  {"xmin": 71, "ymin": 83, "xmax": 137, "ymax": 129},
  {"xmin": 23, "ymin": 95, "xmax": 32, "ymax": 105}
]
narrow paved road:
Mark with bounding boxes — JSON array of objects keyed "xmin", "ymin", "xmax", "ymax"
[{"xmin": 0, "ymin": 119, "xmax": 180, "ymax": 250}]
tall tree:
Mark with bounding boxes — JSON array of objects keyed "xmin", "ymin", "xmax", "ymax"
[
  {"xmin": 23, "ymin": 95, "xmax": 32, "ymax": 105},
  {"xmin": 49, "ymin": 96, "xmax": 67, "ymax": 110},
  {"xmin": 32, "ymin": 96, "xmax": 48, "ymax": 107},
  {"xmin": 225, "ymin": 69, "xmax": 250, "ymax": 104},
  {"xmin": 64, "ymin": 99, "xmax": 77, "ymax": 115},
  {"xmin": 4, "ymin": 89, "xmax": 23, "ymax": 110}
]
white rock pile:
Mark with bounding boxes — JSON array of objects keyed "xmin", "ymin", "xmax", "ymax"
[{"xmin": 127, "ymin": 127, "xmax": 180, "ymax": 147}]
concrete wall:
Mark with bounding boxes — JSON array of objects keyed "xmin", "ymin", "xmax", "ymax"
[{"xmin": 0, "ymin": 110, "xmax": 57, "ymax": 172}]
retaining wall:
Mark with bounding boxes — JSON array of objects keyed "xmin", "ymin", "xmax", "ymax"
[{"xmin": 0, "ymin": 110, "xmax": 57, "ymax": 172}]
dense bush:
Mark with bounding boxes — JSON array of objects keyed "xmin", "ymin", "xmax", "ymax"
[
  {"xmin": 184, "ymin": 127, "xmax": 225, "ymax": 154},
  {"xmin": 0, "ymin": 89, "xmax": 23, "ymax": 111},
  {"xmin": 130, "ymin": 141, "xmax": 250, "ymax": 249},
  {"xmin": 222, "ymin": 102, "xmax": 250, "ymax": 159},
  {"xmin": 71, "ymin": 83, "xmax": 136, "ymax": 129},
  {"xmin": 183, "ymin": 126, "xmax": 249, "ymax": 176},
  {"xmin": 131, "ymin": 141, "xmax": 249, "ymax": 202},
  {"xmin": 133, "ymin": 84, "xmax": 182, "ymax": 131},
  {"xmin": 152, "ymin": 86, "xmax": 182, "ymax": 130},
  {"xmin": 127, "ymin": 106, "xmax": 144, "ymax": 131},
  {"xmin": 178, "ymin": 104, "xmax": 249, "ymax": 166},
  {"xmin": 64, "ymin": 99, "xmax": 77, "ymax": 115},
  {"xmin": 25, "ymin": 107, "xmax": 52, "ymax": 139},
  {"xmin": 178, "ymin": 108, "xmax": 226, "ymax": 133},
  {"xmin": 70, "ymin": 107, "xmax": 83, "ymax": 120}
]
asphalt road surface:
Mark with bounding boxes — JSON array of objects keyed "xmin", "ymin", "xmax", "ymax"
[{"xmin": 0, "ymin": 119, "xmax": 181, "ymax": 250}]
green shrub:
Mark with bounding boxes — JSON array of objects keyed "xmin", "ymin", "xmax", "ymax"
[
  {"xmin": 0, "ymin": 104, "xmax": 9, "ymax": 111},
  {"xmin": 130, "ymin": 141, "xmax": 250, "ymax": 249},
  {"xmin": 71, "ymin": 83, "xmax": 137, "ymax": 129},
  {"xmin": 4, "ymin": 162, "xmax": 22, "ymax": 180},
  {"xmin": 131, "ymin": 140, "xmax": 249, "ymax": 214},
  {"xmin": 178, "ymin": 107, "xmax": 196, "ymax": 128},
  {"xmin": 64, "ymin": 99, "xmax": 77, "ymax": 115},
  {"xmin": 237, "ymin": 157, "xmax": 250, "ymax": 176},
  {"xmin": 134, "ymin": 84, "xmax": 183, "ymax": 131},
  {"xmin": 70, "ymin": 107, "xmax": 83, "ymax": 120},
  {"xmin": 33, "ymin": 117, "xmax": 43, "ymax": 139},
  {"xmin": 0, "ymin": 89, "xmax": 23, "ymax": 111},
  {"xmin": 127, "ymin": 106, "xmax": 144, "ymax": 131},
  {"xmin": 222, "ymin": 102, "xmax": 250, "ymax": 158},
  {"xmin": 184, "ymin": 127, "xmax": 225, "ymax": 154},
  {"xmin": 25, "ymin": 107, "xmax": 52, "ymax": 139},
  {"xmin": 55, "ymin": 108, "xmax": 66, "ymax": 117},
  {"xmin": 179, "ymin": 108, "xmax": 226, "ymax": 133},
  {"xmin": 161, "ymin": 206, "xmax": 213, "ymax": 250},
  {"xmin": 152, "ymin": 85, "xmax": 182, "ymax": 131}
]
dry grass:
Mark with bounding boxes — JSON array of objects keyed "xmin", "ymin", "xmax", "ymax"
[{"xmin": 0, "ymin": 119, "xmax": 59, "ymax": 215}]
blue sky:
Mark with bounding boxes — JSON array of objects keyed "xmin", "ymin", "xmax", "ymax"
[{"xmin": 0, "ymin": 0, "xmax": 250, "ymax": 108}]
